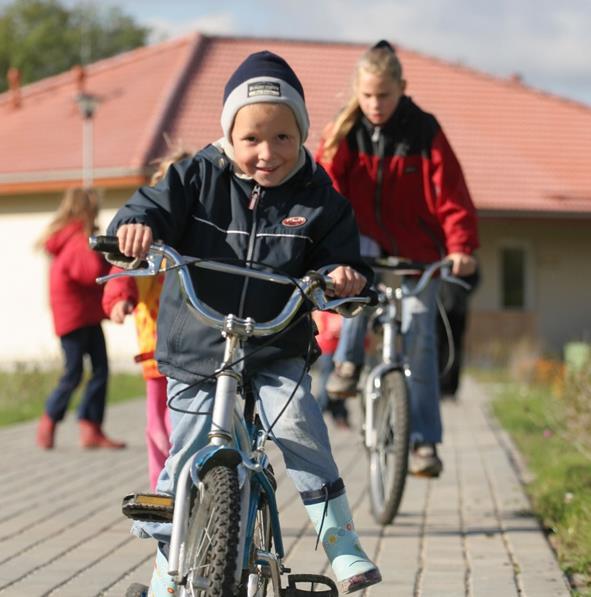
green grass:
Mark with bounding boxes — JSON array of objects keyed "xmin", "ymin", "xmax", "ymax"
[
  {"xmin": 491, "ymin": 380, "xmax": 591, "ymax": 595},
  {"xmin": 0, "ymin": 364, "xmax": 145, "ymax": 426}
]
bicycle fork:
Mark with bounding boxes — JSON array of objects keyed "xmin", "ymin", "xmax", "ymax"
[{"xmin": 169, "ymin": 333, "xmax": 244, "ymax": 580}]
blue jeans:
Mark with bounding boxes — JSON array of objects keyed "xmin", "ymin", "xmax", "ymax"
[
  {"xmin": 45, "ymin": 325, "xmax": 109, "ymax": 424},
  {"xmin": 133, "ymin": 357, "xmax": 340, "ymax": 543},
  {"xmin": 334, "ymin": 278, "xmax": 442, "ymax": 444}
]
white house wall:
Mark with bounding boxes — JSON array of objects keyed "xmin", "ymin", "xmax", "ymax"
[
  {"xmin": 471, "ymin": 217, "xmax": 591, "ymax": 357},
  {"xmin": 0, "ymin": 192, "xmax": 137, "ymax": 370}
]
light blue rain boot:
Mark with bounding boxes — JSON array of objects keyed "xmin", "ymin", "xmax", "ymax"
[
  {"xmin": 303, "ymin": 479, "xmax": 382, "ymax": 594},
  {"xmin": 147, "ymin": 544, "xmax": 177, "ymax": 596}
]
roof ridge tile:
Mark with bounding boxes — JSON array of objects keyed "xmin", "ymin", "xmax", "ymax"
[{"xmin": 0, "ymin": 34, "xmax": 196, "ymax": 106}]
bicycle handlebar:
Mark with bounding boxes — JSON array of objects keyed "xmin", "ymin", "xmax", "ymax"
[
  {"xmin": 89, "ymin": 235, "xmax": 373, "ymax": 338},
  {"xmin": 364, "ymin": 256, "xmax": 472, "ymax": 294}
]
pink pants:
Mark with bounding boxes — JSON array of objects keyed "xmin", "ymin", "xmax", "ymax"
[{"xmin": 145, "ymin": 376, "xmax": 171, "ymax": 490}]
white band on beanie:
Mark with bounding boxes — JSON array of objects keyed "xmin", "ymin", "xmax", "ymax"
[{"xmin": 221, "ymin": 76, "xmax": 310, "ymax": 144}]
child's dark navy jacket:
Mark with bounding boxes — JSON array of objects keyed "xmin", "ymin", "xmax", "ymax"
[{"xmin": 108, "ymin": 144, "xmax": 372, "ymax": 383}]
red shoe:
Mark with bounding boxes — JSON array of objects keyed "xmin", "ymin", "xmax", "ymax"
[
  {"xmin": 36, "ymin": 413, "xmax": 56, "ymax": 449},
  {"xmin": 79, "ymin": 420, "xmax": 127, "ymax": 449}
]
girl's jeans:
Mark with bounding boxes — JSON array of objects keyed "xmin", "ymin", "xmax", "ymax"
[
  {"xmin": 133, "ymin": 357, "xmax": 340, "ymax": 543},
  {"xmin": 334, "ymin": 277, "xmax": 442, "ymax": 444},
  {"xmin": 45, "ymin": 325, "xmax": 108, "ymax": 424}
]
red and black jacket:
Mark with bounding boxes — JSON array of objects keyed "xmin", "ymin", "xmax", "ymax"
[{"xmin": 316, "ymin": 96, "xmax": 479, "ymax": 262}]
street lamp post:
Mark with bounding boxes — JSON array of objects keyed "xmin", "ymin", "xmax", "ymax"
[{"xmin": 75, "ymin": 91, "xmax": 99, "ymax": 188}]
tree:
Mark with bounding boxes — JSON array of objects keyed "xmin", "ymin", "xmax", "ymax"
[{"xmin": 0, "ymin": 0, "xmax": 151, "ymax": 92}]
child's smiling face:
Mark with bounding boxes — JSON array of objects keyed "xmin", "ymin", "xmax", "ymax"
[{"xmin": 231, "ymin": 103, "xmax": 301, "ymax": 187}]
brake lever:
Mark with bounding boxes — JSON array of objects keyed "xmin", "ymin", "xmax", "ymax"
[
  {"xmin": 440, "ymin": 265, "xmax": 472, "ymax": 291},
  {"xmin": 308, "ymin": 268, "xmax": 375, "ymax": 317},
  {"xmin": 96, "ymin": 253, "xmax": 165, "ymax": 284},
  {"xmin": 307, "ymin": 283, "xmax": 370, "ymax": 317},
  {"xmin": 321, "ymin": 295, "xmax": 372, "ymax": 318}
]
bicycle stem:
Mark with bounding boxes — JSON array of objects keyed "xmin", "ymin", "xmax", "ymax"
[{"xmin": 208, "ymin": 335, "xmax": 242, "ymax": 446}]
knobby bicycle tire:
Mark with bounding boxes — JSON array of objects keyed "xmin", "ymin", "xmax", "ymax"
[
  {"xmin": 239, "ymin": 496, "xmax": 272, "ymax": 597},
  {"xmin": 180, "ymin": 465, "xmax": 241, "ymax": 596},
  {"xmin": 368, "ymin": 369, "xmax": 410, "ymax": 525}
]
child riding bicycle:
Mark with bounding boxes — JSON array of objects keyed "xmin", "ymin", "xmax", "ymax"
[
  {"xmin": 108, "ymin": 51, "xmax": 381, "ymax": 595},
  {"xmin": 315, "ymin": 40, "xmax": 480, "ymax": 478}
]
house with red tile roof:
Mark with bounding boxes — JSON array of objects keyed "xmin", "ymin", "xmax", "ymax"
[{"xmin": 1, "ymin": 33, "xmax": 590, "ymax": 366}]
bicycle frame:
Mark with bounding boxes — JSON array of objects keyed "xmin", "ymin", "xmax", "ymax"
[
  {"xmin": 363, "ymin": 258, "xmax": 468, "ymax": 451},
  {"xmin": 167, "ymin": 329, "xmax": 286, "ymax": 592}
]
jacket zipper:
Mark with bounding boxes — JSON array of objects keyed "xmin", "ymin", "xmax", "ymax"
[
  {"xmin": 238, "ymin": 184, "xmax": 263, "ymax": 317},
  {"xmin": 372, "ymin": 125, "xmax": 398, "ymax": 256}
]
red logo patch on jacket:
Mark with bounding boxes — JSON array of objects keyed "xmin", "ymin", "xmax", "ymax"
[{"xmin": 282, "ymin": 216, "xmax": 307, "ymax": 228}]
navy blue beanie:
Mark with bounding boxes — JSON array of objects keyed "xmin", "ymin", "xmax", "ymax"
[{"xmin": 221, "ymin": 50, "xmax": 309, "ymax": 143}]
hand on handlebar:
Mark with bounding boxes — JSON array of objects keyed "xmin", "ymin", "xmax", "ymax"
[
  {"xmin": 117, "ymin": 224, "xmax": 154, "ymax": 259},
  {"xmin": 446, "ymin": 252, "xmax": 476, "ymax": 277},
  {"xmin": 327, "ymin": 266, "xmax": 367, "ymax": 298}
]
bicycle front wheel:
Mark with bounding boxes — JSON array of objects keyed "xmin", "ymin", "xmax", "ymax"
[
  {"xmin": 181, "ymin": 464, "xmax": 241, "ymax": 596},
  {"xmin": 368, "ymin": 369, "xmax": 410, "ymax": 525},
  {"xmin": 239, "ymin": 497, "xmax": 272, "ymax": 597}
]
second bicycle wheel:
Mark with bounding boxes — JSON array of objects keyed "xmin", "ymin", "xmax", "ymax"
[
  {"xmin": 368, "ymin": 369, "xmax": 410, "ymax": 525},
  {"xmin": 180, "ymin": 464, "xmax": 241, "ymax": 596}
]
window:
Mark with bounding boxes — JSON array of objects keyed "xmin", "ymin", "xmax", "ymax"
[{"xmin": 501, "ymin": 247, "xmax": 526, "ymax": 309}]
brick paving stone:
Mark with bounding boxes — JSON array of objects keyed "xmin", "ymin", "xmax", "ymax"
[{"xmin": 0, "ymin": 377, "xmax": 572, "ymax": 596}]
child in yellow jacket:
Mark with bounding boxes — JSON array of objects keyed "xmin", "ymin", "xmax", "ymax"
[{"xmin": 103, "ymin": 148, "xmax": 190, "ymax": 489}]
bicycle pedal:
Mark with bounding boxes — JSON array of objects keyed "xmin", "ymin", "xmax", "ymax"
[
  {"xmin": 281, "ymin": 574, "xmax": 337, "ymax": 596},
  {"xmin": 121, "ymin": 492, "xmax": 174, "ymax": 522}
]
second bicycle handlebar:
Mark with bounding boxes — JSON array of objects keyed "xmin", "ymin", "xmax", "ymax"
[{"xmin": 364, "ymin": 256, "xmax": 471, "ymax": 295}]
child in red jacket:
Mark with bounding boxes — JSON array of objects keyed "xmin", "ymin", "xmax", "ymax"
[{"xmin": 36, "ymin": 187, "xmax": 125, "ymax": 450}]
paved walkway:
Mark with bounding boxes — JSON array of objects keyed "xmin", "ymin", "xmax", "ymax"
[{"xmin": 0, "ymin": 377, "xmax": 571, "ymax": 596}]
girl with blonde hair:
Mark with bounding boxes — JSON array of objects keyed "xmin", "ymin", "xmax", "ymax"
[
  {"xmin": 36, "ymin": 187, "xmax": 126, "ymax": 450},
  {"xmin": 316, "ymin": 40, "xmax": 479, "ymax": 478}
]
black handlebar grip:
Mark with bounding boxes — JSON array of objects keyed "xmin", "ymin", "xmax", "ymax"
[
  {"xmin": 88, "ymin": 234, "xmax": 142, "ymax": 266},
  {"xmin": 89, "ymin": 235, "xmax": 120, "ymax": 254}
]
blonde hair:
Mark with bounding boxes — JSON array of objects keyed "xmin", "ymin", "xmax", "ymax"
[
  {"xmin": 36, "ymin": 187, "xmax": 101, "ymax": 249},
  {"xmin": 150, "ymin": 142, "xmax": 192, "ymax": 186},
  {"xmin": 322, "ymin": 44, "xmax": 403, "ymax": 162}
]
